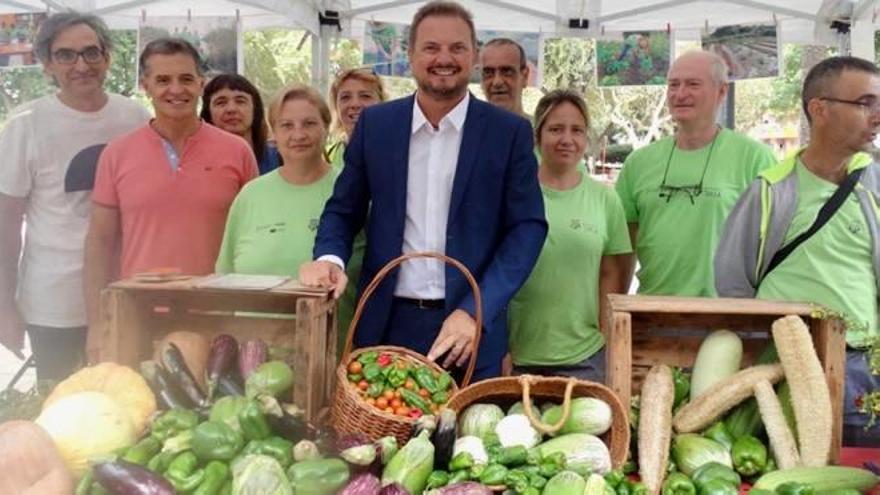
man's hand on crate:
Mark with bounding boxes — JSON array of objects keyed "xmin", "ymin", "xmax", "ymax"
[{"xmin": 299, "ymin": 260, "xmax": 348, "ymax": 299}]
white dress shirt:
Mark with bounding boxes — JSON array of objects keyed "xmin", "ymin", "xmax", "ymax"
[
  {"xmin": 319, "ymin": 93, "xmax": 470, "ymax": 299},
  {"xmin": 394, "ymin": 92, "xmax": 469, "ymax": 299}
]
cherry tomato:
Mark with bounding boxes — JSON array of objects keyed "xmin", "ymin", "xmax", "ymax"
[
  {"xmin": 348, "ymin": 361, "xmax": 363, "ymax": 374},
  {"xmin": 383, "ymin": 390, "xmax": 395, "ymax": 401},
  {"xmin": 393, "ymin": 390, "xmax": 402, "ymax": 400},
  {"xmin": 395, "ymin": 406, "xmax": 410, "ymax": 416},
  {"xmin": 390, "ymin": 398, "xmax": 402, "ymax": 409},
  {"xmin": 365, "ymin": 398, "xmax": 376, "ymax": 406},
  {"xmin": 404, "ymin": 379, "xmax": 416, "ymax": 390},
  {"xmin": 418, "ymin": 388, "xmax": 430, "ymax": 398},
  {"xmin": 376, "ymin": 397, "xmax": 388, "ymax": 409},
  {"xmin": 358, "ymin": 380, "xmax": 369, "ymax": 391},
  {"xmin": 384, "ymin": 407, "xmax": 394, "ymax": 414}
]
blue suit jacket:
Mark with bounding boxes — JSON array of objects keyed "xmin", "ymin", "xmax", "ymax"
[{"xmin": 314, "ymin": 94, "xmax": 547, "ymax": 370}]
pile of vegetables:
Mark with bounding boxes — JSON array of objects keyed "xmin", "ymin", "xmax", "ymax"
[
  {"xmin": 346, "ymin": 351, "xmax": 455, "ymax": 418},
  {"xmin": 631, "ymin": 319, "xmax": 880, "ymax": 495}
]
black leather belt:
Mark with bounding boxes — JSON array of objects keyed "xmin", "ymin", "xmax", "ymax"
[{"xmin": 394, "ymin": 297, "xmax": 445, "ymax": 309}]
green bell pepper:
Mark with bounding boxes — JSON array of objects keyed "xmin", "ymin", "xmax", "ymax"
[
  {"xmin": 431, "ymin": 390, "xmax": 449, "ymax": 404},
  {"xmin": 146, "ymin": 451, "xmax": 176, "ymax": 473},
  {"xmin": 401, "ymin": 388, "xmax": 431, "ymax": 414},
  {"xmin": 166, "ymin": 451, "xmax": 206, "ymax": 493},
  {"xmin": 616, "ymin": 480, "xmax": 632, "ymax": 495},
  {"xmin": 241, "ymin": 436, "xmax": 294, "ymax": 468},
  {"xmin": 622, "ymin": 457, "xmax": 637, "ymax": 475},
  {"xmin": 699, "ymin": 479, "xmax": 738, "ymax": 495},
  {"xmin": 495, "ymin": 445, "xmax": 528, "ymax": 466},
  {"xmin": 151, "ymin": 408, "xmax": 200, "ymax": 441},
  {"xmin": 436, "ymin": 371, "xmax": 453, "ymax": 391},
  {"xmin": 528, "ymin": 472, "xmax": 547, "ymax": 489},
  {"xmin": 630, "ymin": 481, "xmax": 650, "ymax": 495},
  {"xmin": 426, "ymin": 470, "xmax": 450, "ymax": 489},
  {"xmin": 691, "ymin": 461, "xmax": 740, "ymax": 490},
  {"xmin": 479, "ymin": 464, "xmax": 509, "ymax": 485},
  {"xmin": 673, "ymin": 367, "xmax": 691, "ymax": 408},
  {"xmin": 761, "ymin": 456, "xmax": 777, "ymax": 475},
  {"xmin": 161, "ymin": 429, "xmax": 194, "ymax": 455},
  {"xmin": 192, "ymin": 420, "xmax": 244, "ymax": 461},
  {"xmin": 363, "ymin": 362, "xmax": 383, "ymax": 383},
  {"xmin": 449, "ymin": 451, "xmax": 474, "ymax": 471},
  {"xmin": 731, "ymin": 435, "xmax": 767, "ymax": 477},
  {"xmin": 469, "ymin": 463, "xmax": 486, "ymax": 480},
  {"xmin": 367, "ymin": 382, "xmax": 384, "ymax": 398},
  {"xmin": 122, "ymin": 436, "xmax": 162, "ymax": 465},
  {"xmin": 448, "ymin": 469, "xmax": 471, "ymax": 485},
  {"xmin": 244, "ymin": 360, "xmax": 294, "ymax": 399},
  {"xmin": 192, "ymin": 461, "xmax": 230, "ymax": 495},
  {"xmin": 387, "ymin": 367, "xmax": 409, "ymax": 388},
  {"xmin": 662, "ymin": 472, "xmax": 696, "ymax": 495},
  {"xmin": 604, "ymin": 469, "xmax": 626, "ymax": 488},
  {"xmin": 703, "ymin": 421, "xmax": 734, "ymax": 452},
  {"xmin": 522, "ymin": 487, "xmax": 540, "ymax": 495},
  {"xmin": 238, "ymin": 400, "xmax": 272, "ymax": 441},
  {"xmin": 413, "ymin": 366, "xmax": 439, "ymax": 394},
  {"xmin": 357, "ymin": 350, "xmax": 378, "ymax": 365},
  {"xmin": 775, "ymin": 482, "xmax": 816, "ymax": 495},
  {"xmin": 504, "ymin": 469, "xmax": 530, "ymax": 493}
]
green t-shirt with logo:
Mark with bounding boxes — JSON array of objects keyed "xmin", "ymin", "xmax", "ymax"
[
  {"xmin": 509, "ymin": 172, "xmax": 632, "ymax": 366},
  {"xmin": 758, "ymin": 162, "xmax": 878, "ymax": 347},
  {"xmin": 615, "ymin": 129, "xmax": 775, "ymax": 296},
  {"xmin": 216, "ymin": 168, "xmax": 338, "ymax": 276}
]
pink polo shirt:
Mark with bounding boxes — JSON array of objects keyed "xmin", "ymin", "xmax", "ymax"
[{"xmin": 93, "ymin": 122, "xmax": 258, "ymax": 278}]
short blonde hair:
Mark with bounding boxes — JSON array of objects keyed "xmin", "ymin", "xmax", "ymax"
[
  {"xmin": 329, "ymin": 68, "xmax": 386, "ymax": 138},
  {"xmin": 533, "ymin": 89, "xmax": 591, "ymax": 145},
  {"xmin": 268, "ymin": 84, "xmax": 332, "ymax": 131}
]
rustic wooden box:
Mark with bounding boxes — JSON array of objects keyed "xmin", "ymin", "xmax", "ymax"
[
  {"xmin": 93, "ymin": 276, "xmax": 337, "ymax": 422},
  {"xmin": 606, "ymin": 294, "xmax": 847, "ymax": 462}
]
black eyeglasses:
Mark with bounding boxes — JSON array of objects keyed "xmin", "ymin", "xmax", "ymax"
[
  {"xmin": 657, "ymin": 128, "xmax": 720, "ymax": 205},
  {"xmin": 819, "ymin": 96, "xmax": 880, "ymax": 115},
  {"xmin": 51, "ymin": 46, "xmax": 105, "ymax": 65}
]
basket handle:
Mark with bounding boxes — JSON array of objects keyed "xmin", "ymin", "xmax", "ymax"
[
  {"xmin": 341, "ymin": 251, "xmax": 483, "ymax": 388},
  {"xmin": 521, "ymin": 375, "xmax": 576, "ymax": 435}
]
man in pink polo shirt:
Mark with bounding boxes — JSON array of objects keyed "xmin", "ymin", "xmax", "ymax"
[{"xmin": 84, "ymin": 38, "xmax": 257, "ymax": 358}]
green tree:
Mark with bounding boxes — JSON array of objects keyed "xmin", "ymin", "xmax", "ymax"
[{"xmin": 106, "ymin": 30, "xmax": 138, "ymax": 96}]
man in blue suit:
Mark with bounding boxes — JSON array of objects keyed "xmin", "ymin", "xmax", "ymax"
[{"xmin": 300, "ymin": 0, "xmax": 546, "ymax": 379}]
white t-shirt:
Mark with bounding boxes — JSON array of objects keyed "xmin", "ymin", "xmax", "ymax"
[{"xmin": 0, "ymin": 93, "xmax": 150, "ymax": 327}]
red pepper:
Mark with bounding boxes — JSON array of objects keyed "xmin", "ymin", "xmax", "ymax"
[
  {"xmin": 378, "ymin": 354, "xmax": 393, "ymax": 368},
  {"xmin": 409, "ymin": 408, "xmax": 423, "ymax": 419}
]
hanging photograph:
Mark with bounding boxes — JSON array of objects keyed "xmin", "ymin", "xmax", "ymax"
[
  {"xmin": 596, "ymin": 31, "xmax": 671, "ymax": 86},
  {"xmin": 0, "ymin": 13, "xmax": 47, "ymax": 68},
  {"xmin": 702, "ymin": 23, "xmax": 779, "ymax": 80},
  {"xmin": 138, "ymin": 16, "xmax": 239, "ymax": 78},
  {"xmin": 363, "ymin": 21, "xmax": 412, "ymax": 77}
]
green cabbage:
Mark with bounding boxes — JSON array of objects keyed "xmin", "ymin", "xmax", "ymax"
[
  {"xmin": 671, "ymin": 434, "xmax": 733, "ymax": 476},
  {"xmin": 543, "ymin": 471, "xmax": 586, "ymax": 495},
  {"xmin": 536, "ymin": 433, "xmax": 612, "ymax": 476},
  {"xmin": 541, "ymin": 398, "xmax": 613, "ymax": 436},
  {"xmin": 233, "ymin": 454, "xmax": 294, "ymax": 495},
  {"xmin": 459, "ymin": 403, "xmax": 504, "ymax": 441}
]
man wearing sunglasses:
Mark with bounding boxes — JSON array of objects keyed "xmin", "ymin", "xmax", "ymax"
[
  {"xmin": 615, "ymin": 50, "xmax": 775, "ymax": 297},
  {"xmin": 716, "ymin": 56, "xmax": 880, "ymax": 445},
  {"xmin": 0, "ymin": 12, "xmax": 149, "ymax": 380}
]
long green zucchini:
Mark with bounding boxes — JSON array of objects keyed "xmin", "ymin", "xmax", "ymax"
[
  {"xmin": 752, "ymin": 466, "xmax": 879, "ymax": 491},
  {"xmin": 724, "ymin": 344, "xmax": 781, "ymax": 439}
]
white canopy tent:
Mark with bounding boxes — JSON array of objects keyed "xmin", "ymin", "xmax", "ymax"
[{"xmin": 1, "ymin": 0, "xmax": 877, "ymax": 91}]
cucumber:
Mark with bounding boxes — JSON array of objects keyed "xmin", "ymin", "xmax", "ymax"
[{"xmin": 752, "ymin": 466, "xmax": 879, "ymax": 491}]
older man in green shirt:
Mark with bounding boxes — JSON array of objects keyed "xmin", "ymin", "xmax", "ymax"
[
  {"xmin": 716, "ymin": 56, "xmax": 880, "ymax": 445},
  {"xmin": 615, "ymin": 50, "xmax": 776, "ymax": 296}
]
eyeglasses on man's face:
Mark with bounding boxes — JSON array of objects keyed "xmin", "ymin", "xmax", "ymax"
[
  {"xmin": 819, "ymin": 96, "xmax": 880, "ymax": 115},
  {"xmin": 51, "ymin": 46, "xmax": 105, "ymax": 65}
]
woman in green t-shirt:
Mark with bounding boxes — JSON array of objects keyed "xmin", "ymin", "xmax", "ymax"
[
  {"xmin": 326, "ymin": 68, "xmax": 387, "ymax": 169},
  {"xmin": 215, "ymin": 84, "xmax": 337, "ymax": 277},
  {"xmin": 508, "ymin": 90, "xmax": 632, "ymax": 382}
]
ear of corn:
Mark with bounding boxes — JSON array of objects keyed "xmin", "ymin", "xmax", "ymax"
[
  {"xmin": 754, "ymin": 379, "xmax": 801, "ymax": 470},
  {"xmin": 771, "ymin": 315, "xmax": 832, "ymax": 467},
  {"xmin": 638, "ymin": 364, "xmax": 675, "ymax": 495},
  {"xmin": 673, "ymin": 364, "xmax": 784, "ymax": 433}
]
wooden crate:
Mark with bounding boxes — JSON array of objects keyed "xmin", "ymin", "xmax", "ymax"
[
  {"xmin": 606, "ymin": 294, "xmax": 847, "ymax": 462},
  {"xmin": 93, "ymin": 276, "xmax": 337, "ymax": 422}
]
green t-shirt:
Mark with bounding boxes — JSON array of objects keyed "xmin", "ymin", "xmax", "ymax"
[
  {"xmin": 615, "ymin": 128, "xmax": 775, "ymax": 296},
  {"xmin": 508, "ymin": 172, "xmax": 632, "ymax": 366},
  {"xmin": 215, "ymin": 168, "xmax": 338, "ymax": 276},
  {"xmin": 758, "ymin": 162, "xmax": 878, "ymax": 347}
]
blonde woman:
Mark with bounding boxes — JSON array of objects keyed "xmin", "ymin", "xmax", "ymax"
[
  {"xmin": 216, "ymin": 84, "xmax": 335, "ymax": 275},
  {"xmin": 508, "ymin": 89, "xmax": 632, "ymax": 381},
  {"xmin": 326, "ymin": 68, "xmax": 386, "ymax": 169}
]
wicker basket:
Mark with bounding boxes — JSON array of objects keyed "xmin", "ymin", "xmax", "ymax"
[
  {"xmin": 330, "ymin": 251, "xmax": 483, "ymax": 444},
  {"xmin": 446, "ymin": 375, "xmax": 631, "ymax": 470}
]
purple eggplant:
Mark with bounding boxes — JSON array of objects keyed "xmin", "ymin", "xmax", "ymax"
[
  {"xmin": 139, "ymin": 360, "xmax": 195, "ymax": 410},
  {"xmin": 161, "ymin": 343, "xmax": 208, "ymax": 407},
  {"xmin": 338, "ymin": 473, "xmax": 381, "ymax": 495},
  {"xmin": 379, "ymin": 483, "xmax": 411, "ymax": 495},
  {"xmin": 206, "ymin": 334, "xmax": 238, "ymax": 397},
  {"xmin": 93, "ymin": 460, "xmax": 175, "ymax": 495},
  {"xmin": 238, "ymin": 339, "xmax": 268, "ymax": 379}
]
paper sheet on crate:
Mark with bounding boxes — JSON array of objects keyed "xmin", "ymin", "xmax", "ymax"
[{"xmin": 194, "ymin": 273, "xmax": 291, "ymax": 290}]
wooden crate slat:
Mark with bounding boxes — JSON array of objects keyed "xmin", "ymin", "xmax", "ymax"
[{"xmin": 610, "ymin": 294, "xmax": 815, "ymax": 316}]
